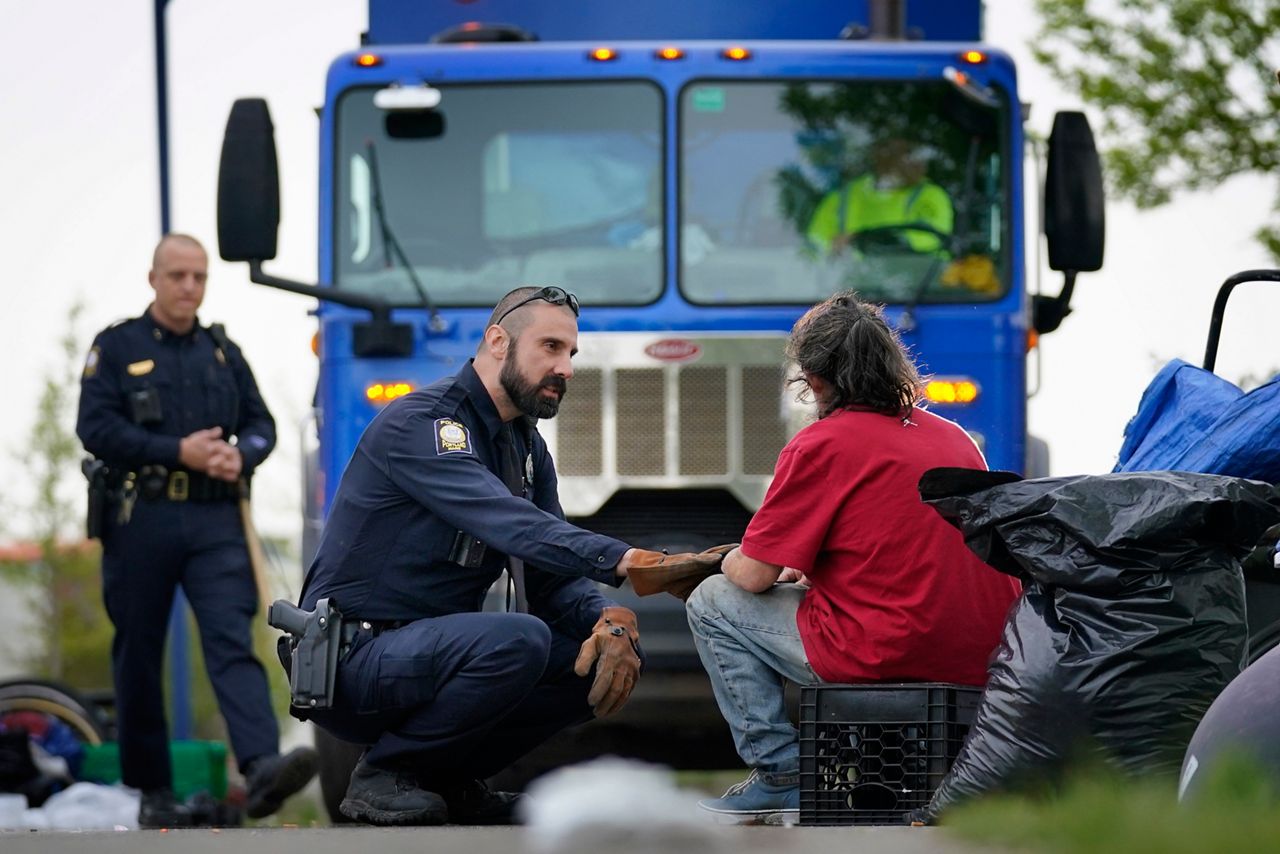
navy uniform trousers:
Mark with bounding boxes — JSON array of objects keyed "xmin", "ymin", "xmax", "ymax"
[
  {"xmin": 102, "ymin": 497, "xmax": 277, "ymax": 790},
  {"xmin": 308, "ymin": 612, "xmax": 594, "ymax": 780}
]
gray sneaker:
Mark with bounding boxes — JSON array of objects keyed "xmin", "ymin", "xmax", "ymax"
[{"xmin": 697, "ymin": 769, "xmax": 800, "ymax": 826}]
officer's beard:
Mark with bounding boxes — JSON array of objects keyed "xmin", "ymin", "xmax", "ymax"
[{"xmin": 500, "ymin": 347, "xmax": 567, "ymax": 419}]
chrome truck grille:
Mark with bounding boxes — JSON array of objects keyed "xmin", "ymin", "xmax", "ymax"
[{"xmin": 540, "ymin": 333, "xmax": 805, "ymax": 518}]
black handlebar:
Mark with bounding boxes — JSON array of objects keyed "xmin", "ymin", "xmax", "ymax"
[{"xmin": 1202, "ymin": 269, "xmax": 1280, "ymax": 373}]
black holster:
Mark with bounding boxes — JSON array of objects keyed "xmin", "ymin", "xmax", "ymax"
[
  {"xmin": 268, "ymin": 598, "xmax": 343, "ymax": 719},
  {"xmin": 82, "ymin": 458, "xmax": 108, "ymax": 540}
]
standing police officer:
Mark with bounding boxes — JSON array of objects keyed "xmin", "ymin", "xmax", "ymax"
[
  {"xmin": 298, "ymin": 286, "xmax": 725, "ymax": 826},
  {"xmin": 77, "ymin": 234, "xmax": 317, "ymax": 827}
]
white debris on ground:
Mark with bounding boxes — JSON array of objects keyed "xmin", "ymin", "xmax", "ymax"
[
  {"xmin": 520, "ymin": 757, "xmax": 726, "ymax": 854},
  {"xmin": 0, "ymin": 783, "xmax": 138, "ymax": 831}
]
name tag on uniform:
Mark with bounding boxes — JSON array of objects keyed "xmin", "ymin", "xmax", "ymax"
[
  {"xmin": 127, "ymin": 359, "xmax": 155, "ymax": 376},
  {"xmin": 434, "ymin": 418, "xmax": 472, "ymax": 455}
]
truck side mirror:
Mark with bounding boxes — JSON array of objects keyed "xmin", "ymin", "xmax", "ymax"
[
  {"xmin": 213, "ymin": 97, "xmax": 411, "ymax": 357},
  {"xmin": 217, "ymin": 98, "xmax": 281, "ymax": 262},
  {"xmin": 1045, "ymin": 111, "xmax": 1105, "ymax": 273},
  {"xmin": 1035, "ymin": 111, "xmax": 1106, "ymax": 334}
]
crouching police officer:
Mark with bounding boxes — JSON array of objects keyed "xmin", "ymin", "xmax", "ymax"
[
  {"xmin": 76, "ymin": 234, "xmax": 317, "ymax": 827},
  {"xmin": 293, "ymin": 286, "xmax": 726, "ymax": 826}
]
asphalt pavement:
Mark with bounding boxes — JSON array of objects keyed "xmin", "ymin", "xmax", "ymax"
[{"xmin": 0, "ymin": 825, "xmax": 993, "ymax": 854}]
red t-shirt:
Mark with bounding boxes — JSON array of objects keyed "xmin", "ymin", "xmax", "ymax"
[{"xmin": 741, "ymin": 407, "xmax": 1019, "ymax": 686}]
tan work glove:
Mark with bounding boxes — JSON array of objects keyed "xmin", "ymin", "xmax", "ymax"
[
  {"xmin": 627, "ymin": 544, "xmax": 737, "ymax": 601},
  {"xmin": 573, "ymin": 607, "xmax": 642, "ymax": 717}
]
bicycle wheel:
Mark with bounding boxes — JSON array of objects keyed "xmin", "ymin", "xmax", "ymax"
[{"xmin": 0, "ymin": 679, "xmax": 110, "ymax": 745}]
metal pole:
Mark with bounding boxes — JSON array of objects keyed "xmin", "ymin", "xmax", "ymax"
[
  {"xmin": 868, "ymin": 0, "xmax": 906, "ymax": 40},
  {"xmin": 155, "ymin": 0, "xmax": 172, "ymax": 234},
  {"xmin": 154, "ymin": 0, "xmax": 193, "ymax": 742}
]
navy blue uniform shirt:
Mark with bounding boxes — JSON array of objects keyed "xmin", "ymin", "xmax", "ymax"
[
  {"xmin": 300, "ymin": 360, "xmax": 629, "ymax": 637},
  {"xmin": 77, "ymin": 311, "xmax": 275, "ymax": 472}
]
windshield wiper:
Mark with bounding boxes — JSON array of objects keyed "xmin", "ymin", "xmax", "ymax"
[{"xmin": 365, "ymin": 140, "xmax": 446, "ymax": 331}]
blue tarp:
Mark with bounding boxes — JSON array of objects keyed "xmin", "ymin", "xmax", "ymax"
[{"xmin": 1114, "ymin": 358, "xmax": 1280, "ymax": 484}]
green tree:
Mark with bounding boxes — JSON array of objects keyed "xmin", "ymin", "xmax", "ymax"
[
  {"xmin": 1032, "ymin": 0, "xmax": 1280, "ymax": 258},
  {"xmin": 30, "ymin": 303, "xmax": 85, "ymax": 553},
  {"xmin": 2, "ymin": 300, "xmax": 113, "ymax": 689}
]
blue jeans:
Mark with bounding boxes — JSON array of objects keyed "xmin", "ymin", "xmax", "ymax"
[{"xmin": 686, "ymin": 576, "xmax": 821, "ymax": 773}]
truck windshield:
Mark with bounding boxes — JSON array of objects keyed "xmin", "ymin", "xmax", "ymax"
[
  {"xmin": 680, "ymin": 80, "xmax": 1010, "ymax": 306},
  {"xmin": 334, "ymin": 81, "xmax": 663, "ymax": 308}
]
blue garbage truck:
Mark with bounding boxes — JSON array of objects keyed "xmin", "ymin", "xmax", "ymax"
[{"xmin": 216, "ymin": 0, "xmax": 1106, "ymax": 816}]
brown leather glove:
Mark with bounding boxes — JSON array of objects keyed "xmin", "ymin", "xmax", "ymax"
[
  {"xmin": 573, "ymin": 606, "xmax": 642, "ymax": 717},
  {"xmin": 627, "ymin": 544, "xmax": 737, "ymax": 601}
]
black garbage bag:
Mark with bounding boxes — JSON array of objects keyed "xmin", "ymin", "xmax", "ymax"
[
  {"xmin": 0, "ymin": 729, "xmax": 60, "ymax": 808},
  {"xmin": 914, "ymin": 469, "xmax": 1280, "ymax": 822},
  {"xmin": 1243, "ymin": 522, "xmax": 1280, "ymax": 580}
]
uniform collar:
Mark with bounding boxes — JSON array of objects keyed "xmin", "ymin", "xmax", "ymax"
[
  {"xmin": 143, "ymin": 307, "xmax": 202, "ymax": 343},
  {"xmin": 457, "ymin": 360, "xmax": 508, "ymax": 441}
]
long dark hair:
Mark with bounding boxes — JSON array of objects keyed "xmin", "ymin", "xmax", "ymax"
[{"xmin": 786, "ymin": 291, "xmax": 924, "ymax": 419}]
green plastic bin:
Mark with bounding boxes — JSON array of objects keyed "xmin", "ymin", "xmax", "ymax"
[{"xmin": 80, "ymin": 740, "xmax": 228, "ymax": 799}]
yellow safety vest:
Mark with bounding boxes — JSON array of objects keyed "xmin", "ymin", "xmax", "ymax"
[{"xmin": 807, "ymin": 175, "xmax": 954, "ymax": 253}]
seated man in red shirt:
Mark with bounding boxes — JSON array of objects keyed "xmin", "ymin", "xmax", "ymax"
[{"xmin": 689, "ymin": 290, "xmax": 1020, "ymax": 825}]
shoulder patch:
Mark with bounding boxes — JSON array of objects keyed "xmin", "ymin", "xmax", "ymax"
[
  {"xmin": 434, "ymin": 418, "xmax": 472, "ymax": 456},
  {"xmin": 83, "ymin": 346, "xmax": 101, "ymax": 378}
]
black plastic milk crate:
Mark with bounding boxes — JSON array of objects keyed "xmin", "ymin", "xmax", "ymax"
[{"xmin": 799, "ymin": 682, "xmax": 981, "ymax": 826}]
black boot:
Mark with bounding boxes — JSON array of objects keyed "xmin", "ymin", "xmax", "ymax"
[
  {"xmin": 438, "ymin": 779, "xmax": 526, "ymax": 825},
  {"xmin": 138, "ymin": 788, "xmax": 195, "ymax": 828},
  {"xmin": 339, "ymin": 760, "xmax": 448, "ymax": 826},
  {"xmin": 244, "ymin": 747, "xmax": 319, "ymax": 819}
]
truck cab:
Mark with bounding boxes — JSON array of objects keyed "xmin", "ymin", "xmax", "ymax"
[{"xmin": 217, "ymin": 0, "xmax": 1104, "ymax": 811}]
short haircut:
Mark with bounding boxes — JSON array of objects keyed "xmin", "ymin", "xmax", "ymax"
[
  {"xmin": 786, "ymin": 290, "xmax": 924, "ymax": 419},
  {"xmin": 152, "ymin": 233, "xmax": 206, "ymax": 270},
  {"xmin": 485, "ymin": 286, "xmax": 543, "ymax": 340}
]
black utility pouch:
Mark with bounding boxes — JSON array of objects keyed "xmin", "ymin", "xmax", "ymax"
[
  {"xmin": 450, "ymin": 530, "xmax": 488, "ymax": 568},
  {"xmin": 137, "ymin": 466, "xmax": 169, "ymax": 500}
]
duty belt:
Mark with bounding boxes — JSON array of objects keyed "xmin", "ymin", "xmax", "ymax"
[
  {"xmin": 339, "ymin": 619, "xmax": 408, "ymax": 649},
  {"xmin": 134, "ymin": 465, "xmax": 239, "ymax": 502}
]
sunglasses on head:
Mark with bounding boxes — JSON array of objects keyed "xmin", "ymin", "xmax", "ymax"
[{"xmin": 495, "ymin": 286, "xmax": 580, "ymax": 326}]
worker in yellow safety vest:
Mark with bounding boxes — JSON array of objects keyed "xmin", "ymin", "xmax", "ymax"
[{"xmin": 807, "ymin": 137, "xmax": 953, "ymax": 255}]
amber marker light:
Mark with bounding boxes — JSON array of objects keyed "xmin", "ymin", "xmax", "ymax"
[
  {"xmin": 656, "ymin": 46, "xmax": 685, "ymax": 61},
  {"xmin": 960, "ymin": 50, "xmax": 987, "ymax": 64},
  {"xmin": 925, "ymin": 378, "xmax": 980, "ymax": 405},
  {"xmin": 310, "ymin": 332, "xmax": 320, "ymax": 357},
  {"xmin": 590, "ymin": 47, "xmax": 618, "ymax": 62},
  {"xmin": 366, "ymin": 382, "xmax": 415, "ymax": 405},
  {"xmin": 722, "ymin": 45, "xmax": 752, "ymax": 61},
  {"xmin": 354, "ymin": 53, "xmax": 383, "ymax": 68}
]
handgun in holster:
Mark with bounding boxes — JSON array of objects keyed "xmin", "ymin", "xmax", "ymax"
[
  {"xmin": 268, "ymin": 598, "xmax": 343, "ymax": 718},
  {"xmin": 81, "ymin": 457, "xmax": 108, "ymax": 540}
]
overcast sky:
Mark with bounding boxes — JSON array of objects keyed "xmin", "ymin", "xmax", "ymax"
[{"xmin": 2, "ymin": 0, "xmax": 1276, "ymax": 545}]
